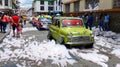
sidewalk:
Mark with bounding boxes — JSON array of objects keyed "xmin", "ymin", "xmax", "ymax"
[{"xmin": 0, "ymin": 24, "xmax": 11, "ymax": 43}]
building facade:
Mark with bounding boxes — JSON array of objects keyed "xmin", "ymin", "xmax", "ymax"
[
  {"xmin": 62, "ymin": 0, "xmax": 120, "ymax": 33},
  {"xmin": 62, "ymin": 0, "xmax": 120, "ymax": 13},
  {"xmin": 33, "ymin": 0, "xmax": 62, "ymax": 14},
  {"xmin": 0, "ymin": 0, "xmax": 18, "ymax": 14}
]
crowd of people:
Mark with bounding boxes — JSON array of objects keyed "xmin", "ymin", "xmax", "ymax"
[
  {"xmin": 82, "ymin": 12, "xmax": 110, "ymax": 31},
  {"xmin": 0, "ymin": 12, "xmax": 25, "ymax": 38}
]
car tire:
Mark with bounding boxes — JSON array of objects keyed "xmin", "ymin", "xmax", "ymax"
[
  {"xmin": 47, "ymin": 33, "xmax": 53, "ymax": 40},
  {"xmin": 36, "ymin": 26, "xmax": 41, "ymax": 30},
  {"xmin": 57, "ymin": 37, "xmax": 65, "ymax": 44},
  {"xmin": 65, "ymin": 44, "xmax": 72, "ymax": 49},
  {"xmin": 85, "ymin": 43, "xmax": 93, "ymax": 48}
]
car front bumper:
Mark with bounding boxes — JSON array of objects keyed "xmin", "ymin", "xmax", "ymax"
[
  {"xmin": 65, "ymin": 36, "xmax": 94, "ymax": 45},
  {"xmin": 65, "ymin": 41, "xmax": 94, "ymax": 45}
]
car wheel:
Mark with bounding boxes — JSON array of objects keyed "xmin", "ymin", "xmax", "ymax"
[
  {"xmin": 58, "ymin": 37, "xmax": 64, "ymax": 44},
  {"xmin": 65, "ymin": 44, "xmax": 72, "ymax": 49},
  {"xmin": 47, "ymin": 33, "xmax": 53, "ymax": 40},
  {"xmin": 36, "ymin": 26, "xmax": 41, "ymax": 30},
  {"xmin": 85, "ymin": 43, "xmax": 93, "ymax": 48}
]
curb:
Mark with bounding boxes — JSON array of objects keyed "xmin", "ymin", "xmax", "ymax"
[
  {"xmin": 0, "ymin": 24, "xmax": 11, "ymax": 43},
  {"xmin": 0, "ymin": 30, "xmax": 10, "ymax": 43}
]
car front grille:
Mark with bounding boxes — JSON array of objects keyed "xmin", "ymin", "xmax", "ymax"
[{"xmin": 71, "ymin": 36, "xmax": 91, "ymax": 42}]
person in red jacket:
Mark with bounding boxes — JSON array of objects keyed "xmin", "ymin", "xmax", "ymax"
[
  {"xmin": 11, "ymin": 13, "xmax": 20, "ymax": 37},
  {"xmin": 1, "ymin": 12, "xmax": 9, "ymax": 33}
]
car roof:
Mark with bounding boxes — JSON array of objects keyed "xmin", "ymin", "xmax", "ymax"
[{"xmin": 54, "ymin": 17, "xmax": 82, "ymax": 20}]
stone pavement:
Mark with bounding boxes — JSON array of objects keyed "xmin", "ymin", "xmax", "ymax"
[{"xmin": 0, "ymin": 24, "xmax": 11, "ymax": 43}]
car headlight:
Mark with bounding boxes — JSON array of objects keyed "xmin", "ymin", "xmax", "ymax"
[
  {"xmin": 90, "ymin": 32, "xmax": 94, "ymax": 37},
  {"xmin": 68, "ymin": 33, "xmax": 72, "ymax": 38},
  {"xmin": 83, "ymin": 31, "xmax": 87, "ymax": 34}
]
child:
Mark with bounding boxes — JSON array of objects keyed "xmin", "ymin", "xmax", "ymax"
[{"xmin": 16, "ymin": 22, "xmax": 23, "ymax": 37}]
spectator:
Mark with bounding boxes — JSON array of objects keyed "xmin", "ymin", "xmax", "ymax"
[
  {"xmin": 11, "ymin": 13, "xmax": 20, "ymax": 37},
  {"xmin": 1, "ymin": 12, "xmax": 9, "ymax": 33},
  {"xmin": 19, "ymin": 16, "xmax": 24, "ymax": 34},
  {"xmin": 98, "ymin": 13, "xmax": 105, "ymax": 31},
  {"xmin": 104, "ymin": 13, "xmax": 110, "ymax": 31},
  {"xmin": 0, "ymin": 12, "xmax": 3, "ymax": 32},
  {"xmin": 23, "ymin": 15, "xmax": 27, "ymax": 25},
  {"xmin": 88, "ymin": 13, "xmax": 94, "ymax": 30},
  {"xmin": 84, "ymin": 13, "xmax": 89, "ymax": 29}
]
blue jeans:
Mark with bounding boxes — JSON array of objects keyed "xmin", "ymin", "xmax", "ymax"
[
  {"xmin": 0, "ymin": 21, "xmax": 3, "ymax": 32},
  {"xmin": 99, "ymin": 21, "xmax": 104, "ymax": 31},
  {"xmin": 2, "ymin": 22, "xmax": 8, "ymax": 32},
  {"xmin": 104, "ymin": 22, "xmax": 109, "ymax": 31}
]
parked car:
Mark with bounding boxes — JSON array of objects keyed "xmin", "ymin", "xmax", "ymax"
[
  {"xmin": 36, "ymin": 18, "xmax": 52, "ymax": 30},
  {"xmin": 32, "ymin": 17, "xmax": 38, "ymax": 26},
  {"xmin": 47, "ymin": 17, "xmax": 94, "ymax": 48}
]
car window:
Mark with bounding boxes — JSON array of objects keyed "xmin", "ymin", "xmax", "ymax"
[
  {"xmin": 56, "ymin": 21, "xmax": 60, "ymax": 28},
  {"xmin": 62, "ymin": 19, "xmax": 83, "ymax": 27}
]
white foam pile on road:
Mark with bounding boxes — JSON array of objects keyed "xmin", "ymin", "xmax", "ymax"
[{"xmin": 0, "ymin": 27, "xmax": 119, "ymax": 67}]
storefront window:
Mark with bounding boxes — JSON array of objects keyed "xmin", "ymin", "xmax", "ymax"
[
  {"xmin": 40, "ymin": 6, "xmax": 44, "ymax": 10},
  {"xmin": 48, "ymin": 6, "xmax": 54, "ymax": 11},
  {"xmin": 74, "ymin": 1, "xmax": 79, "ymax": 12},
  {"xmin": 113, "ymin": 0, "xmax": 120, "ymax": 8},
  {"xmin": 85, "ymin": 0, "xmax": 99, "ymax": 9},
  {"xmin": 5, "ymin": 0, "xmax": 8, "ymax": 6},
  {"xmin": 48, "ymin": 1, "xmax": 54, "ymax": 5},
  {"xmin": 0, "ymin": 0, "xmax": 2, "ymax": 5},
  {"xmin": 65, "ymin": 4, "xmax": 70, "ymax": 12},
  {"xmin": 40, "ymin": 1, "xmax": 44, "ymax": 5}
]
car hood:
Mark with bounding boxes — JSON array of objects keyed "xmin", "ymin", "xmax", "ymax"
[{"xmin": 61, "ymin": 26, "xmax": 92, "ymax": 35}]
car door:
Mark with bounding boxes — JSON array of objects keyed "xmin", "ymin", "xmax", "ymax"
[
  {"xmin": 50, "ymin": 19, "xmax": 58, "ymax": 39},
  {"xmin": 54, "ymin": 20, "xmax": 61, "ymax": 40},
  {"xmin": 51, "ymin": 19, "xmax": 60, "ymax": 40}
]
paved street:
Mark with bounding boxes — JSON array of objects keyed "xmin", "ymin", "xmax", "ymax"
[
  {"xmin": 0, "ymin": 0, "xmax": 120, "ymax": 67},
  {"xmin": 0, "ymin": 22, "xmax": 120, "ymax": 67}
]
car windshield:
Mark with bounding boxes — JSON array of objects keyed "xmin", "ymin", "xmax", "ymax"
[
  {"xmin": 40, "ymin": 18, "xmax": 52, "ymax": 23},
  {"xmin": 62, "ymin": 19, "xmax": 83, "ymax": 27}
]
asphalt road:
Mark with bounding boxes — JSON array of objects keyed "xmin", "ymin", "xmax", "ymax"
[
  {"xmin": 23, "ymin": 22, "xmax": 120, "ymax": 67},
  {"xmin": 22, "ymin": 23, "xmax": 101, "ymax": 67},
  {"xmin": 1, "ymin": 22, "xmax": 120, "ymax": 67}
]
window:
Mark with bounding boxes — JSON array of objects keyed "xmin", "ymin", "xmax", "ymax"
[
  {"xmin": 0, "ymin": 0, "xmax": 2, "ymax": 5},
  {"xmin": 85, "ymin": 0, "xmax": 99, "ymax": 9},
  {"xmin": 74, "ymin": 1, "xmax": 79, "ymax": 12},
  {"xmin": 40, "ymin": 1, "xmax": 44, "ymax": 5},
  {"xmin": 65, "ymin": 4, "xmax": 70, "ymax": 12},
  {"xmin": 40, "ymin": 6, "xmax": 44, "ymax": 10},
  {"xmin": 113, "ymin": 0, "xmax": 120, "ymax": 8},
  {"xmin": 5, "ymin": 0, "xmax": 8, "ymax": 6},
  {"xmin": 48, "ymin": 6, "xmax": 54, "ymax": 11},
  {"xmin": 48, "ymin": 1, "xmax": 54, "ymax": 5},
  {"xmin": 62, "ymin": 20, "xmax": 83, "ymax": 27}
]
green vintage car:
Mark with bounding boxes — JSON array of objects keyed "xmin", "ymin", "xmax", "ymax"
[{"xmin": 47, "ymin": 17, "xmax": 94, "ymax": 47}]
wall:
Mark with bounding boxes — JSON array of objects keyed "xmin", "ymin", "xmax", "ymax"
[
  {"xmin": 79, "ymin": 0, "xmax": 85, "ymax": 11},
  {"xmin": 99, "ymin": 0, "xmax": 113, "ymax": 9}
]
